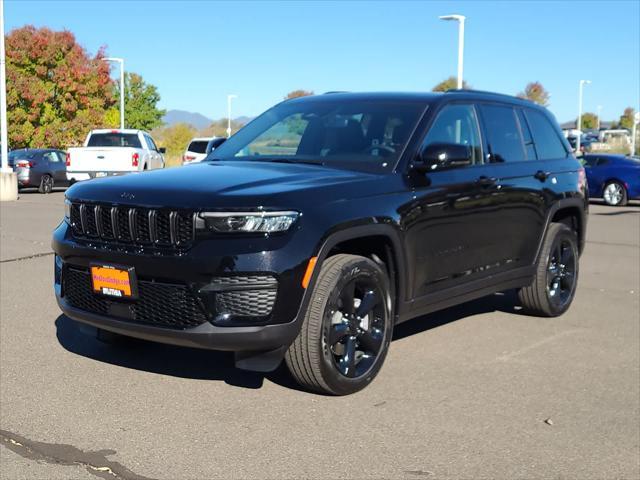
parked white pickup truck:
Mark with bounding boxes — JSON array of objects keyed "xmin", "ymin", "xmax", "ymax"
[{"xmin": 66, "ymin": 129, "xmax": 165, "ymax": 183}]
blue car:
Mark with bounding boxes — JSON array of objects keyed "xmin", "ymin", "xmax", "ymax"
[{"xmin": 583, "ymin": 154, "xmax": 640, "ymax": 206}]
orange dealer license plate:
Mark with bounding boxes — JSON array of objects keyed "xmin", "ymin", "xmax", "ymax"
[{"xmin": 90, "ymin": 264, "xmax": 138, "ymax": 299}]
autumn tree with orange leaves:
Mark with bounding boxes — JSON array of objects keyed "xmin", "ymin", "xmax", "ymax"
[{"xmin": 5, "ymin": 26, "xmax": 115, "ymax": 148}]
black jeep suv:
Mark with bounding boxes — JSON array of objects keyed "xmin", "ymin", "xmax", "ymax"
[{"xmin": 53, "ymin": 91, "xmax": 588, "ymax": 395}]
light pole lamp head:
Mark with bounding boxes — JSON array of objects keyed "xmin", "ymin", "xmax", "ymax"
[
  {"xmin": 580, "ymin": 79, "xmax": 591, "ymax": 86},
  {"xmin": 439, "ymin": 14, "xmax": 466, "ymax": 23}
]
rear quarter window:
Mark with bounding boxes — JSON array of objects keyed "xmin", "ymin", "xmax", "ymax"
[
  {"xmin": 524, "ymin": 109, "xmax": 568, "ymax": 160},
  {"xmin": 188, "ymin": 141, "xmax": 209, "ymax": 154}
]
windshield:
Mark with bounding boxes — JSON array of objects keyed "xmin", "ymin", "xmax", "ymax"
[
  {"xmin": 207, "ymin": 99, "xmax": 426, "ymax": 172},
  {"xmin": 88, "ymin": 133, "xmax": 142, "ymax": 148}
]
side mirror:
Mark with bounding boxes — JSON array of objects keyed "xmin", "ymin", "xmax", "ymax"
[
  {"xmin": 158, "ymin": 147, "xmax": 166, "ymax": 154},
  {"xmin": 415, "ymin": 143, "xmax": 472, "ymax": 172}
]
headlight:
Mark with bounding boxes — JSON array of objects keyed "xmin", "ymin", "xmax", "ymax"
[
  {"xmin": 196, "ymin": 211, "xmax": 299, "ymax": 233},
  {"xmin": 64, "ymin": 199, "xmax": 71, "ymax": 224}
]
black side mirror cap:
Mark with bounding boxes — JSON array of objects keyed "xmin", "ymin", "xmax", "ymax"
[
  {"xmin": 158, "ymin": 147, "xmax": 166, "ymax": 154},
  {"xmin": 416, "ymin": 143, "xmax": 473, "ymax": 172}
]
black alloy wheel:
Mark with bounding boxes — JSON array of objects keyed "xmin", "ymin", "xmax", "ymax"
[
  {"xmin": 286, "ymin": 254, "xmax": 393, "ymax": 395},
  {"xmin": 38, "ymin": 174, "xmax": 54, "ymax": 194},
  {"xmin": 518, "ymin": 222, "xmax": 579, "ymax": 317},
  {"xmin": 546, "ymin": 238, "xmax": 577, "ymax": 310},
  {"xmin": 324, "ymin": 277, "xmax": 387, "ymax": 379}
]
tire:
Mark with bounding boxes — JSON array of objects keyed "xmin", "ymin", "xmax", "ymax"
[
  {"xmin": 518, "ymin": 223, "xmax": 579, "ymax": 317},
  {"xmin": 602, "ymin": 181, "xmax": 628, "ymax": 206},
  {"xmin": 285, "ymin": 254, "xmax": 393, "ymax": 395},
  {"xmin": 38, "ymin": 174, "xmax": 53, "ymax": 194}
]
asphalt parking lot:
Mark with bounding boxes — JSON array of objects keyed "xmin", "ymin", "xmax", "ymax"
[{"xmin": 0, "ymin": 191, "xmax": 638, "ymax": 480}]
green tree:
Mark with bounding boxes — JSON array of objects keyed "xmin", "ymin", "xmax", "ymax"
[
  {"xmin": 618, "ymin": 107, "xmax": 635, "ymax": 130},
  {"xmin": 5, "ymin": 26, "xmax": 115, "ymax": 148},
  {"xmin": 107, "ymin": 72, "xmax": 165, "ymax": 131},
  {"xmin": 285, "ymin": 90, "xmax": 314, "ymax": 99},
  {"xmin": 578, "ymin": 112, "xmax": 598, "ymax": 130},
  {"xmin": 517, "ymin": 81, "xmax": 550, "ymax": 106},
  {"xmin": 431, "ymin": 76, "xmax": 470, "ymax": 92},
  {"xmin": 152, "ymin": 123, "xmax": 196, "ymax": 159}
]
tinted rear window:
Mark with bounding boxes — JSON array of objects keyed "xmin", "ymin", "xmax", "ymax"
[
  {"xmin": 524, "ymin": 109, "xmax": 568, "ymax": 160},
  {"xmin": 480, "ymin": 105, "xmax": 525, "ymax": 163},
  {"xmin": 8, "ymin": 150, "xmax": 37, "ymax": 165},
  {"xmin": 87, "ymin": 133, "xmax": 142, "ymax": 148},
  {"xmin": 187, "ymin": 141, "xmax": 209, "ymax": 154}
]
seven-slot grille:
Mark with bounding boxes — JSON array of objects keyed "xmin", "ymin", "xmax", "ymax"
[{"xmin": 69, "ymin": 202, "xmax": 195, "ymax": 248}]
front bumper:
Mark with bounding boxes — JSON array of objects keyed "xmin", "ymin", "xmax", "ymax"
[
  {"xmin": 52, "ymin": 221, "xmax": 313, "ymax": 354},
  {"xmin": 56, "ymin": 293, "xmax": 300, "ymax": 352}
]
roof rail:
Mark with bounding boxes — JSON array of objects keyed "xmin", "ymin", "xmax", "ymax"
[{"xmin": 445, "ymin": 89, "xmax": 522, "ymax": 100}]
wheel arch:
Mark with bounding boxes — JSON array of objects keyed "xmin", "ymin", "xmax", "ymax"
[
  {"xmin": 536, "ymin": 198, "xmax": 587, "ymax": 262},
  {"xmin": 601, "ymin": 177, "xmax": 627, "ymax": 191},
  {"xmin": 306, "ymin": 225, "xmax": 408, "ymax": 321}
]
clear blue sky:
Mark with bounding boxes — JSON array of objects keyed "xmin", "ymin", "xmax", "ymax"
[{"xmin": 5, "ymin": 0, "xmax": 640, "ymax": 123}]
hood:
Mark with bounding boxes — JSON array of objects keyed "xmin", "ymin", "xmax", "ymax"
[{"xmin": 66, "ymin": 161, "xmax": 383, "ymax": 209}]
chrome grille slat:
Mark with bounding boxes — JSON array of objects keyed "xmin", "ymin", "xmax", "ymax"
[
  {"xmin": 169, "ymin": 211, "xmax": 178, "ymax": 245},
  {"xmin": 128, "ymin": 208, "xmax": 136, "ymax": 242},
  {"xmin": 79, "ymin": 204, "xmax": 87, "ymax": 234},
  {"xmin": 95, "ymin": 206, "xmax": 104, "ymax": 237},
  {"xmin": 69, "ymin": 202, "xmax": 194, "ymax": 249},
  {"xmin": 149, "ymin": 210, "xmax": 157, "ymax": 243},
  {"xmin": 110, "ymin": 207, "xmax": 118, "ymax": 239}
]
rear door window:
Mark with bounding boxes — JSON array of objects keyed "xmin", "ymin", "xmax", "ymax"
[
  {"xmin": 43, "ymin": 152, "xmax": 60, "ymax": 163},
  {"xmin": 524, "ymin": 109, "xmax": 568, "ymax": 160},
  {"xmin": 479, "ymin": 104, "xmax": 525, "ymax": 163},
  {"xmin": 188, "ymin": 141, "xmax": 209, "ymax": 154}
]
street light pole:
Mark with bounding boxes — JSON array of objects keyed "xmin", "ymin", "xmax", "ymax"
[
  {"xmin": 103, "ymin": 57, "xmax": 125, "ymax": 129},
  {"xmin": 0, "ymin": 0, "xmax": 8, "ymax": 173},
  {"xmin": 0, "ymin": 0, "xmax": 17, "ymax": 201},
  {"xmin": 597, "ymin": 105, "xmax": 602, "ymax": 131},
  {"xmin": 577, "ymin": 79, "xmax": 591, "ymax": 154},
  {"xmin": 226, "ymin": 94, "xmax": 237, "ymax": 138},
  {"xmin": 439, "ymin": 14, "xmax": 466, "ymax": 89}
]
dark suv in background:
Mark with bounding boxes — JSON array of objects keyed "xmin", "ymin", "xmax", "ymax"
[{"xmin": 53, "ymin": 91, "xmax": 588, "ymax": 395}]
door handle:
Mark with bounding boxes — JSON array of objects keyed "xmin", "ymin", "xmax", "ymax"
[
  {"xmin": 476, "ymin": 176, "xmax": 497, "ymax": 187},
  {"xmin": 534, "ymin": 170, "xmax": 550, "ymax": 182}
]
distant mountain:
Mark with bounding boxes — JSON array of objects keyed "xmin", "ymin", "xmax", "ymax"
[
  {"xmin": 162, "ymin": 110, "xmax": 212, "ymax": 130},
  {"xmin": 235, "ymin": 116, "xmax": 254, "ymax": 126},
  {"xmin": 162, "ymin": 110, "xmax": 254, "ymax": 130}
]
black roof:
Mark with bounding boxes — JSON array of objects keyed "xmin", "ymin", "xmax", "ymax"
[{"xmin": 292, "ymin": 90, "xmax": 541, "ymax": 108}]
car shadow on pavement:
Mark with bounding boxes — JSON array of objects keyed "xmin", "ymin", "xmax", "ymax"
[
  {"xmin": 55, "ymin": 290, "xmax": 524, "ymax": 394},
  {"xmin": 392, "ymin": 290, "xmax": 524, "ymax": 341},
  {"xmin": 54, "ymin": 315, "xmax": 266, "ymax": 389}
]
